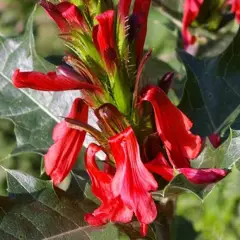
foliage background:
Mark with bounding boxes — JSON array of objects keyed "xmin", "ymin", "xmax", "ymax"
[{"xmin": 0, "ymin": 0, "xmax": 240, "ymax": 239}]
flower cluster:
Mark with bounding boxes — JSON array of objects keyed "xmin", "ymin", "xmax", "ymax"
[
  {"xmin": 12, "ymin": 0, "xmax": 229, "ymax": 236},
  {"xmin": 182, "ymin": 0, "xmax": 240, "ymax": 49}
]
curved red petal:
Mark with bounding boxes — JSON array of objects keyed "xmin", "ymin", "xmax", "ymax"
[
  {"xmin": 145, "ymin": 154, "xmax": 174, "ymax": 182},
  {"xmin": 182, "ymin": 0, "xmax": 204, "ymax": 49},
  {"xmin": 44, "ymin": 98, "xmax": 88, "ymax": 184},
  {"xmin": 40, "ymin": 0, "xmax": 69, "ymax": 32},
  {"xmin": 84, "ymin": 143, "xmax": 133, "ymax": 225},
  {"xmin": 56, "ymin": 2, "xmax": 86, "ymax": 30},
  {"xmin": 142, "ymin": 86, "xmax": 202, "ymax": 168},
  {"xmin": 12, "ymin": 69, "xmax": 100, "ymax": 92},
  {"xmin": 109, "ymin": 126, "xmax": 158, "ymax": 225},
  {"xmin": 179, "ymin": 168, "xmax": 230, "ymax": 184}
]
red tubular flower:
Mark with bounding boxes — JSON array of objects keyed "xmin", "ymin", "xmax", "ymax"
[
  {"xmin": 109, "ymin": 126, "xmax": 158, "ymax": 235},
  {"xmin": 44, "ymin": 98, "xmax": 88, "ymax": 185},
  {"xmin": 182, "ymin": 0, "xmax": 204, "ymax": 49},
  {"xmin": 145, "ymin": 153, "xmax": 230, "ymax": 184},
  {"xmin": 84, "ymin": 143, "xmax": 133, "ymax": 226},
  {"xmin": 40, "ymin": 0, "xmax": 86, "ymax": 32},
  {"xmin": 93, "ymin": 10, "xmax": 116, "ymax": 72},
  {"xmin": 141, "ymin": 86, "xmax": 202, "ymax": 168},
  {"xmin": 132, "ymin": 0, "xmax": 151, "ymax": 64},
  {"xmin": 12, "ymin": 69, "xmax": 101, "ymax": 92}
]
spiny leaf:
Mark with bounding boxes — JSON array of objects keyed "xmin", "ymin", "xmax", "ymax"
[
  {"xmin": 0, "ymin": 6, "xmax": 98, "ymax": 156},
  {"xmin": 191, "ymin": 129, "xmax": 240, "ymax": 169},
  {"xmin": 0, "ymin": 169, "xmax": 155, "ymax": 240},
  {"xmin": 179, "ymin": 27, "xmax": 240, "ymax": 136},
  {"xmin": 153, "ymin": 174, "xmax": 215, "ymax": 201},
  {"xmin": 1, "ymin": 169, "xmax": 98, "ymax": 239}
]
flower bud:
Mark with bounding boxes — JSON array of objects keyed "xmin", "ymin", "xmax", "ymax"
[
  {"xmin": 95, "ymin": 103, "xmax": 129, "ymax": 137},
  {"xmin": 56, "ymin": 65, "xmax": 84, "ymax": 82},
  {"xmin": 158, "ymin": 72, "xmax": 174, "ymax": 94}
]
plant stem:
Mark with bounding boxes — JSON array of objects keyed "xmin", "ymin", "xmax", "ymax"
[{"xmin": 153, "ymin": 198, "xmax": 176, "ymax": 240}]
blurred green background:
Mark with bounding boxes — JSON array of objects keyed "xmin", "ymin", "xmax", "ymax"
[{"xmin": 0, "ymin": 1, "xmax": 240, "ymax": 239}]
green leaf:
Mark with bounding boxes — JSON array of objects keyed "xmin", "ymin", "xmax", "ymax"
[
  {"xmin": 0, "ymin": 168, "xmax": 98, "ymax": 239},
  {"xmin": 153, "ymin": 0, "xmax": 184, "ymax": 13},
  {"xmin": 0, "ymin": 169, "xmax": 156, "ymax": 239},
  {"xmin": 0, "ymin": 6, "xmax": 78, "ymax": 155},
  {"xmin": 179, "ymin": 27, "xmax": 240, "ymax": 136},
  {"xmin": 91, "ymin": 224, "xmax": 121, "ymax": 240},
  {"xmin": 146, "ymin": 8, "xmax": 183, "ymax": 72},
  {"xmin": 153, "ymin": 174, "xmax": 215, "ymax": 201},
  {"xmin": 191, "ymin": 129, "xmax": 240, "ymax": 169}
]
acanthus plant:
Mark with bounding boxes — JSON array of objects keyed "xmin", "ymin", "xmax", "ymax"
[{"xmin": 11, "ymin": 0, "xmax": 230, "ymax": 236}]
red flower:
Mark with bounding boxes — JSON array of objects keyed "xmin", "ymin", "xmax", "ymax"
[
  {"xmin": 141, "ymin": 86, "xmax": 202, "ymax": 168},
  {"xmin": 84, "ymin": 143, "xmax": 133, "ymax": 226},
  {"xmin": 118, "ymin": 0, "xmax": 151, "ymax": 64},
  {"xmin": 44, "ymin": 98, "xmax": 88, "ymax": 184},
  {"xmin": 118, "ymin": 0, "xmax": 131, "ymax": 19},
  {"xmin": 132, "ymin": 0, "xmax": 152, "ymax": 64},
  {"xmin": 12, "ymin": 69, "xmax": 100, "ymax": 92},
  {"xmin": 141, "ymin": 86, "xmax": 229, "ymax": 184},
  {"xmin": 109, "ymin": 126, "xmax": 158, "ymax": 236},
  {"xmin": 145, "ymin": 152, "xmax": 229, "ymax": 184},
  {"xmin": 40, "ymin": 0, "xmax": 86, "ymax": 32},
  {"xmin": 93, "ymin": 10, "xmax": 117, "ymax": 72},
  {"xmin": 230, "ymin": 0, "xmax": 240, "ymax": 23},
  {"xmin": 208, "ymin": 133, "xmax": 221, "ymax": 148},
  {"xmin": 182, "ymin": 0, "xmax": 204, "ymax": 49}
]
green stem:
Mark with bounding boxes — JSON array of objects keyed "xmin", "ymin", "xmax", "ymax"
[{"xmin": 153, "ymin": 198, "xmax": 176, "ymax": 240}]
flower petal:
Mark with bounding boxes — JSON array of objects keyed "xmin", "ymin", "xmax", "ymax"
[
  {"xmin": 182, "ymin": 0, "xmax": 204, "ymax": 49},
  {"xmin": 208, "ymin": 133, "xmax": 221, "ymax": 148},
  {"xmin": 118, "ymin": 0, "xmax": 132, "ymax": 19},
  {"xmin": 109, "ymin": 126, "xmax": 158, "ymax": 226},
  {"xmin": 133, "ymin": 0, "xmax": 151, "ymax": 63},
  {"xmin": 146, "ymin": 156, "xmax": 230, "ymax": 184},
  {"xmin": 230, "ymin": 0, "xmax": 240, "ymax": 23},
  {"xmin": 94, "ymin": 10, "xmax": 116, "ymax": 71},
  {"xmin": 141, "ymin": 86, "xmax": 202, "ymax": 168},
  {"xmin": 179, "ymin": 168, "xmax": 230, "ymax": 184},
  {"xmin": 44, "ymin": 98, "xmax": 88, "ymax": 185},
  {"xmin": 40, "ymin": 0, "xmax": 86, "ymax": 31},
  {"xmin": 145, "ymin": 154, "xmax": 174, "ymax": 182},
  {"xmin": 56, "ymin": 2, "xmax": 86, "ymax": 30},
  {"xmin": 40, "ymin": 0, "xmax": 69, "ymax": 32},
  {"xmin": 84, "ymin": 143, "xmax": 133, "ymax": 225},
  {"xmin": 12, "ymin": 69, "xmax": 100, "ymax": 92}
]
